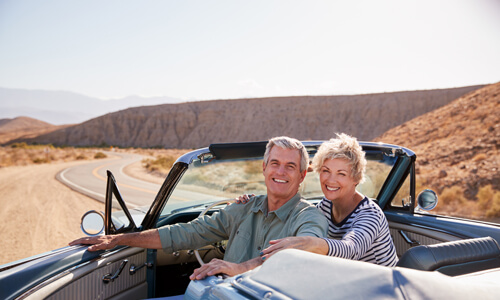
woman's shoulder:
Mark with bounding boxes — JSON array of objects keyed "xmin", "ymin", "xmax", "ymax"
[{"xmin": 355, "ymin": 197, "xmax": 385, "ymax": 217}]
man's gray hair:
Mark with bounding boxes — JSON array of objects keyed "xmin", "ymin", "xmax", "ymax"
[{"xmin": 264, "ymin": 136, "xmax": 308, "ymax": 172}]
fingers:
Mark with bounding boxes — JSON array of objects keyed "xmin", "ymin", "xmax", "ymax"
[
  {"xmin": 235, "ymin": 194, "xmax": 249, "ymax": 204},
  {"xmin": 234, "ymin": 194, "xmax": 256, "ymax": 204},
  {"xmin": 68, "ymin": 236, "xmax": 113, "ymax": 252},
  {"xmin": 260, "ymin": 238, "xmax": 289, "ymax": 260},
  {"xmin": 69, "ymin": 236, "xmax": 97, "ymax": 246},
  {"xmin": 189, "ymin": 259, "xmax": 225, "ymax": 280},
  {"xmin": 268, "ymin": 238, "xmax": 284, "ymax": 245}
]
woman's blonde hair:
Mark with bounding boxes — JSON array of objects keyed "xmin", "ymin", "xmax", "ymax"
[{"xmin": 312, "ymin": 133, "xmax": 366, "ymax": 184}]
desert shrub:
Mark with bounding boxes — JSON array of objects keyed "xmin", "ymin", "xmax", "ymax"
[
  {"xmin": 244, "ymin": 160, "xmax": 262, "ymax": 176},
  {"xmin": 143, "ymin": 155, "xmax": 176, "ymax": 174},
  {"xmin": 10, "ymin": 142, "xmax": 29, "ymax": 149},
  {"xmin": 76, "ymin": 155, "xmax": 87, "ymax": 160},
  {"xmin": 486, "ymin": 192, "xmax": 500, "ymax": 218},
  {"xmin": 477, "ymin": 184, "xmax": 494, "ymax": 210},
  {"xmin": 10, "ymin": 143, "xmax": 55, "ymax": 150},
  {"xmin": 94, "ymin": 152, "xmax": 107, "ymax": 159},
  {"xmin": 438, "ymin": 186, "xmax": 466, "ymax": 206},
  {"xmin": 472, "ymin": 153, "xmax": 487, "ymax": 162},
  {"xmin": 477, "ymin": 185, "xmax": 500, "ymax": 218},
  {"xmin": 32, "ymin": 157, "xmax": 49, "ymax": 164}
]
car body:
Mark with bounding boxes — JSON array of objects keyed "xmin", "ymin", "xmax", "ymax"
[{"xmin": 1, "ymin": 141, "xmax": 500, "ymax": 300}]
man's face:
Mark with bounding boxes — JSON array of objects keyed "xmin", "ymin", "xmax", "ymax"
[{"xmin": 263, "ymin": 146, "xmax": 306, "ymax": 202}]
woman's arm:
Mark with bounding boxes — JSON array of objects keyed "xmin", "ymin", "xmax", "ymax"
[{"xmin": 260, "ymin": 236, "xmax": 329, "ymax": 260}]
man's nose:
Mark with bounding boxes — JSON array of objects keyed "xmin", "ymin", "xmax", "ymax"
[{"xmin": 277, "ymin": 165, "xmax": 286, "ymax": 174}]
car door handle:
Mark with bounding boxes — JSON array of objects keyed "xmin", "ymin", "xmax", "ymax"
[
  {"xmin": 399, "ymin": 230, "xmax": 421, "ymax": 247},
  {"xmin": 129, "ymin": 262, "xmax": 153, "ymax": 275},
  {"xmin": 103, "ymin": 260, "xmax": 128, "ymax": 284}
]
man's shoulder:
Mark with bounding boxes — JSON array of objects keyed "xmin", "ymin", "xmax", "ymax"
[{"xmin": 293, "ymin": 197, "xmax": 323, "ymax": 216}]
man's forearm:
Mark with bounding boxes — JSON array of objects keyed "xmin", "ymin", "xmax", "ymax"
[{"xmin": 116, "ymin": 229, "xmax": 163, "ymax": 249}]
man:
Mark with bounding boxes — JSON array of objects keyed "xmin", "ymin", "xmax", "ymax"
[{"xmin": 70, "ymin": 136, "xmax": 328, "ymax": 280}]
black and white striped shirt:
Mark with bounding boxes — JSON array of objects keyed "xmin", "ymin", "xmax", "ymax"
[{"xmin": 317, "ymin": 196, "xmax": 398, "ymax": 267}]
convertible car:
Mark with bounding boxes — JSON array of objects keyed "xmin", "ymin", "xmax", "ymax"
[{"xmin": 1, "ymin": 141, "xmax": 500, "ymax": 300}]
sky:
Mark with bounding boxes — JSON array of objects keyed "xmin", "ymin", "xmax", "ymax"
[{"xmin": 0, "ymin": 0, "xmax": 499, "ymax": 101}]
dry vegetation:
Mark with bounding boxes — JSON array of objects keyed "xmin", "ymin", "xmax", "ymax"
[
  {"xmin": 375, "ymin": 82, "xmax": 500, "ymax": 221},
  {"xmin": 0, "ymin": 142, "xmax": 190, "ymax": 169},
  {"xmin": 0, "ymin": 143, "xmax": 109, "ymax": 167},
  {"xmin": 139, "ymin": 149, "xmax": 190, "ymax": 176}
]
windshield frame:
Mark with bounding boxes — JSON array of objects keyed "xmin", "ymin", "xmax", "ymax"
[{"xmin": 140, "ymin": 141, "xmax": 416, "ymax": 230}]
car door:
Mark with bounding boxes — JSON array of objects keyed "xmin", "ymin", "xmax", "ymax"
[
  {"xmin": 382, "ymin": 162, "xmax": 500, "ymax": 257},
  {"xmin": 0, "ymin": 172, "xmax": 155, "ymax": 300}
]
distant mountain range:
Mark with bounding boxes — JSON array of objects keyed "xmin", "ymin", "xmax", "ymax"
[
  {"xmin": 0, "ymin": 87, "xmax": 182, "ymax": 125},
  {"xmin": 5, "ymin": 85, "xmax": 484, "ymax": 149}
]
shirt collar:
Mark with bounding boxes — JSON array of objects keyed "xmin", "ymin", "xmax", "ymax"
[{"xmin": 250, "ymin": 193, "xmax": 302, "ymax": 222}]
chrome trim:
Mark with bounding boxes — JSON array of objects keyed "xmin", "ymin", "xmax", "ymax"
[
  {"xmin": 399, "ymin": 230, "xmax": 421, "ymax": 246},
  {"xmin": 0, "ymin": 246, "xmax": 87, "ymax": 272}
]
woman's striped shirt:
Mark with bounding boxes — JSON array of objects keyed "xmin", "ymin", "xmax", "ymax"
[{"xmin": 317, "ymin": 196, "xmax": 398, "ymax": 267}]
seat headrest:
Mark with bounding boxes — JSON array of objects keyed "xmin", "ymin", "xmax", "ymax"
[{"xmin": 397, "ymin": 237, "xmax": 500, "ymax": 272}]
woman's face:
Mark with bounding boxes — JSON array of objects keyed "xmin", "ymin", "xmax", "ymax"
[{"xmin": 319, "ymin": 158, "xmax": 358, "ymax": 202}]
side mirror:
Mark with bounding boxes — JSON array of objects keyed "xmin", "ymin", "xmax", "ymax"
[
  {"xmin": 81, "ymin": 210, "xmax": 105, "ymax": 236},
  {"xmin": 417, "ymin": 189, "xmax": 438, "ymax": 211}
]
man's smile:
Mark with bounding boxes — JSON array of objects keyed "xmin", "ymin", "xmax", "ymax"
[{"xmin": 273, "ymin": 178, "xmax": 288, "ymax": 183}]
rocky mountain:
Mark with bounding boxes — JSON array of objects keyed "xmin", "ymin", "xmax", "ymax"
[
  {"xmin": 20, "ymin": 85, "xmax": 483, "ymax": 149},
  {"xmin": 0, "ymin": 117, "xmax": 67, "ymax": 145},
  {"xmin": 374, "ymin": 82, "xmax": 499, "ymax": 199}
]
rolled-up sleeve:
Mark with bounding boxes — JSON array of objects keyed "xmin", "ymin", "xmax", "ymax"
[{"xmin": 157, "ymin": 210, "xmax": 232, "ymax": 253}]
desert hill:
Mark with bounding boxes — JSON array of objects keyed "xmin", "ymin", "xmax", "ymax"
[
  {"xmin": 19, "ymin": 85, "xmax": 483, "ymax": 148},
  {"xmin": 374, "ymin": 82, "xmax": 499, "ymax": 200},
  {"xmin": 0, "ymin": 117, "xmax": 68, "ymax": 145}
]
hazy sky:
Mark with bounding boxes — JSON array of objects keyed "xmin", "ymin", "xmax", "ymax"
[{"xmin": 0, "ymin": 0, "xmax": 499, "ymax": 101}]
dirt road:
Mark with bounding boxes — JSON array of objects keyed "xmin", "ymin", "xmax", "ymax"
[{"xmin": 0, "ymin": 161, "xmax": 104, "ymax": 265}]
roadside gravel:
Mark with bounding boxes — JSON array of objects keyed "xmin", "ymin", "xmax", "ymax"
[{"xmin": 0, "ymin": 161, "xmax": 103, "ymax": 265}]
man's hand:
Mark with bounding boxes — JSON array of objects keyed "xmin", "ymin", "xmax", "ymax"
[
  {"xmin": 69, "ymin": 235, "xmax": 119, "ymax": 252},
  {"xmin": 189, "ymin": 258, "xmax": 247, "ymax": 280},
  {"xmin": 69, "ymin": 229, "xmax": 162, "ymax": 251}
]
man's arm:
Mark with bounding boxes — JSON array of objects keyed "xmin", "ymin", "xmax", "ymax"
[
  {"xmin": 189, "ymin": 256, "xmax": 263, "ymax": 280},
  {"xmin": 69, "ymin": 229, "xmax": 162, "ymax": 251}
]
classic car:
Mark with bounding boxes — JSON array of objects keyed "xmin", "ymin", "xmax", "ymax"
[{"xmin": 1, "ymin": 141, "xmax": 500, "ymax": 300}]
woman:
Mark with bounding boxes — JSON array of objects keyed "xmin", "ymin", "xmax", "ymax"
[{"xmin": 238, "ymin": 133, "xmax": 398, "ymax": 267}]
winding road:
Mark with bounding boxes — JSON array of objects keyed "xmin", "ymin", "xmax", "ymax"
[{"xmin": 56, "ymin": 152, "xmax": 161, "ymax": 209}]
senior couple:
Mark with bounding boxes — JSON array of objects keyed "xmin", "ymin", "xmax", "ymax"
[{"xmin": 70, "ymin": 134, "xmax": 398, "ymax": 280}]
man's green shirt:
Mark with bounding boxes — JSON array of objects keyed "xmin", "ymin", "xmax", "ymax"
[{"xmin": 158, "ymin": 193, "xmax": 328, "ymax": 263}]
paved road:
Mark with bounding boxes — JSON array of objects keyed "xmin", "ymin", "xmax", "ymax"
[{"xmin": 56, "ymin": 152, "xmax": 161, "ymax": 209}]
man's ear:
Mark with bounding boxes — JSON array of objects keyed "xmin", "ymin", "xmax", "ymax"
[
  {"xmin": 299, "ymin": 169, "xmax": 307, "ymax": 183},
  {"xmin": 262, "ymin": 161, "xmax": 266, "ymax": 172}
]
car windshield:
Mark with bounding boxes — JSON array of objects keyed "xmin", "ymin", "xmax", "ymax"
[{"xmin": 159, "ymin": 150, "xmax": 397, "ymax": 217}]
